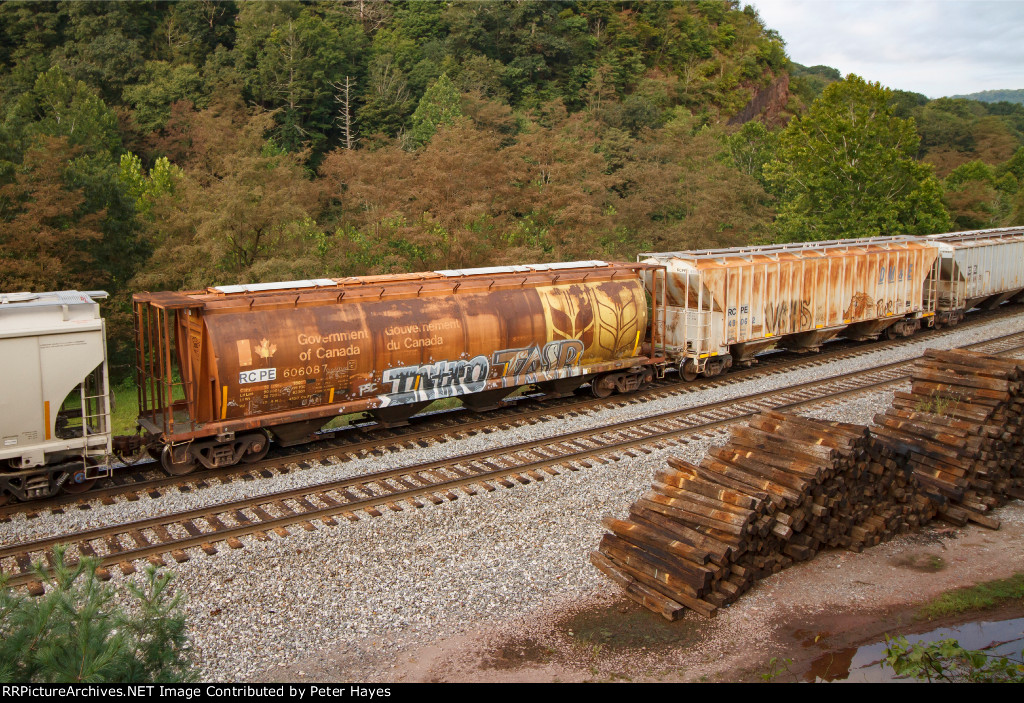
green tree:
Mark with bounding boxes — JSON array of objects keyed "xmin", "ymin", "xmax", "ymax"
[
  {"xmin": 122, "ymin": 61, "xmax": 209, "ymax": 134},
  {"xmin": 406, "ymin": 72, "xmax": 462, "ymax": 148},
  {"xmin": 53, "ymin": 1, "xmax": 162, "ymax": 104},
  {"xmin": 4, "ymin": 65, "xmax": 121, "ymax": 157},
  {"xmin": 0, "ymin": 545, "xmax": 196, "ymax": 683},
  {"xmin": 134, "ymin": 103, "xmax": 320, "ymax": 290},
  {"xmin": 233, "ymin": 2, "xmax": 366, "ymax": 155},
  {"xmin": 2, "ymin": 66, "xmax": 149, "ymax": 295},
  {"xmin": 764, "ymin": 74, "xmax": 950, "ymax": 240},
  {"xmin": 722, "ymin": 120, "xmax": 776, "ymax": 187},
  {"xmin": 118, "ymin": 152, "xmax": 183, "ymax": 215}
]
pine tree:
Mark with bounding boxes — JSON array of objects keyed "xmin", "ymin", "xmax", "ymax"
[
  {"xmin": 406, "ymin": 73, "xmax": 462, "ymax": 149},
  {"xmin": 0, "ymin": 545, "xmax": 197, "ymax": 683}
]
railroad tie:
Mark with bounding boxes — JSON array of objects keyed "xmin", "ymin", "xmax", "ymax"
[
  {"xmin": 180, "ymin": 520, "xmax": 203, "ymax": 537},
  {"xmin": 128, "ymin": 529, "xmax": 151, "ymax": 548},
  {"xmin": 294, "ymin": 497, "xmax": 318, "ymax": 512},
  {"xmin": 151, "ymin": 524, "xmax": 174, "ymax": 543},
  {"xmin": 272, "ymin": 500, "xmax": 296, "ymax": 516},
  {"xmin": 204, "ymin": 514, "xmax": 229, "ymax": 531}
]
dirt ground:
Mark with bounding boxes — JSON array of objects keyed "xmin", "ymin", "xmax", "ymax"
[{"xmin": 265, "ymin": 501, "xmax": 1024, "ymax": 683}]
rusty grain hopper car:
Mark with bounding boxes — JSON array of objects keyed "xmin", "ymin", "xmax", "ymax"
[
  {"xmin": 133, "ymin": 261, "xmax": 664, "ymax": 475},
  {"xmin": 640, "ymin": 236, "xmax": 941, "ymax": 379},
  {"xmin": 639, "ymin": 226, "xmax": 1024, "ymax": 380}
]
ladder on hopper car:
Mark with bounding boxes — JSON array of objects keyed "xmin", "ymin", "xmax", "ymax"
[{"xmin": 133, "ymin": 293, "xmax": 203, "ymax": 438}]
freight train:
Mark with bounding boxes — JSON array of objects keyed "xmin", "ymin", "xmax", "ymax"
[{"xmin": 2, "ymin": 227, "xmax": 1023, "ymax": 503}]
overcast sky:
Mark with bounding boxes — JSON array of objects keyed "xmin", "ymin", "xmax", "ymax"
[{"xmin": 751, "ymin": 0, "xmax": 1024, "ymax": 98}]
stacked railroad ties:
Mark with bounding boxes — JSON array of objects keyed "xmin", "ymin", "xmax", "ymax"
[{"xmin": 592, "ymin": 349, "xmax": 1024, "ymax": 620}]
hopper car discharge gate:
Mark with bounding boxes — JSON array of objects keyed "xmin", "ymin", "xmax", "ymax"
[{"xmin": 133, "ymin": 262, "xmax": 667, "ymax": 476}]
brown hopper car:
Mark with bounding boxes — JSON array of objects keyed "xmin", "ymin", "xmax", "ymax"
[{"xmin": 133, "ymin": 261, "xmax": 664, "ymax": 474}]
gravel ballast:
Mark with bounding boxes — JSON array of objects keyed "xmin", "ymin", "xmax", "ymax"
[{"xmin": 4, "ymin": 311, "xmax": 1024, "ymax": 681}]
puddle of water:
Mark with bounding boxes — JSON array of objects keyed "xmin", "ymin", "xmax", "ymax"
[
  {"xmin": 555, "ymin": 598, "xmax": 703, "ymax": 652},
  {"xmin": 804, "ymin": 616, "xmax": 1024, "ymax": 682}
]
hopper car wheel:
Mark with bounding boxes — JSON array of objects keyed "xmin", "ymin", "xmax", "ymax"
[
  {"xmin": 680, "ymin": 362, "xmax": 699, "ymax": 382},
  {"xmin": 240, "ymin": 433, "xmax": 270, "ymax": 464},
  {"xmin": 62, "ymin": 478, "xmax": 97, "ymax": 494},
  {"xmin": 885, "ymin": 325, "xmax": 901, "ymax": 341},
  {"xmin": 61, "ymin": 458, "xmax": 98, "ymax": 495},
  {"xmin": 590, "ymin": 375, "xmax": 615, "ymax": 399},
  {"xmin": 161, "ymin": 445, "xmax": 199, "ymax": 476}
]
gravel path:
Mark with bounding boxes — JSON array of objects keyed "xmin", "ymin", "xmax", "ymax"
[{"xmin": 4, "ymin": 310, "xmax": 1024, "ymax": 681}]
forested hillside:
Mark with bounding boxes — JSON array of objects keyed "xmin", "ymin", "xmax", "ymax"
[
  {"xmin": 951, "ymin": 89, "xmax": 1024, "ymax": 105},
  {"xmin": 1, "ymin": 1, "xmax": 1023, "ymax": 370}
]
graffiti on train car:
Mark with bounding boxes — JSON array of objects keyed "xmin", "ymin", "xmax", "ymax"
[
  {"xmin": 378, "ymin": 339, "xmax": 585, "ymax": 406},
  {"xmin": 844, "ymin": 293, "xmax": 873, "ymax": 319},
  {"xmin": 763, "ymin": 299, "xmax": 812, "ymax": 335},
  {"xmin": 878, "ymin": 263, "xmax": 913, "ymax": 284},
  {"xmin": 492, "ymin": 339, "xmax": 584, "ymax": 376}
]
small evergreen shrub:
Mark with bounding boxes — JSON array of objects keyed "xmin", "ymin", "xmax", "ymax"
[{"xmin": 0, "ymin": 545, "xmax": 198, "ymax": 683}]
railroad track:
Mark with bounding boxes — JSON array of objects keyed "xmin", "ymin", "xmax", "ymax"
[
  {"xmin": 4, "ymin": 329, "xmax": 1024, "ymax": 591},
  {"xmin": 4, "ymin": 303, "xmax": 1021, "ymax": 521}
]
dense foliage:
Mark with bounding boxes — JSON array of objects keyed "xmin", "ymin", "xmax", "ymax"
[
  {"xmin": 764, "ymin": 75, "xmax": 950, "ymax": 240},
  {"xmin": 951, "ymin": 89, "xmax": 1024, "ymax": 105}
]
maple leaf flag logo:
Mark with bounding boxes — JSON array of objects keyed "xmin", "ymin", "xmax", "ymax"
[{"xmin": 254, "ymin": 338, "xmax": 277, "ymax": 359}]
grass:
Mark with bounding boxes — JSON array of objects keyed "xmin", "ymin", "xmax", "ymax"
[
  {"xmin": 918, "ymin": 572, "xmax": 1024, "ymax": 620},
  {"xmin": 110, "ymin": 377, "xmax": 140, "ymax": 435},
  {"xmin": 913, "ymin": 389, "xmax": 964, "ymax": 416}
]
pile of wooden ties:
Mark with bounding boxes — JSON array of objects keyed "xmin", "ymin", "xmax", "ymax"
[
  {"xmin": 871, "ymin": 348, "xmax": 1024, "ymax": 529},
  {"xmin": 592, "ymin": 349, "xmax": 1024, "ymax": 620}
]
